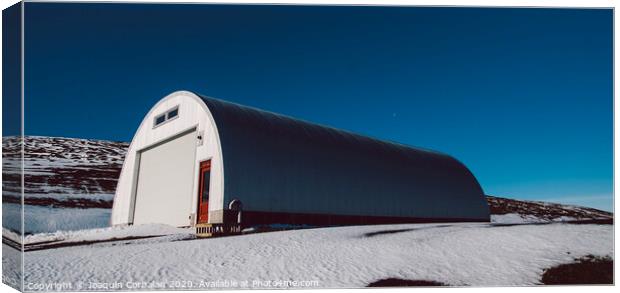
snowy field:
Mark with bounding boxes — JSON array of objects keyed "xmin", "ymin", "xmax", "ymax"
[
  {"xmin": 490, "ymin": 213, "xmax": 578, "ymax": 224},
  {"xmin": 3, "ymin": 222, "xmax": 612, "ymax": 289},
  {"xmin": 2, "ymin": 203, "xmax": 111, "ymax": 234}
]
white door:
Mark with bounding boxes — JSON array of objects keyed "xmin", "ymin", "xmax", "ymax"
[{"xmin": 133, "ymin": 130, "xmax": 197, "ymax": 226}]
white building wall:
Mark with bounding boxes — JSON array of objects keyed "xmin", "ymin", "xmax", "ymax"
[{"xmin": 110, "ymin": 91, "xmax": 224, "ymax": 226}]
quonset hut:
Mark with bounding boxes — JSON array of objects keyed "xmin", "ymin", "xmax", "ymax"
[{"xmin": 111, "ymin": 91, "xmax": 489, "ymax": 229}]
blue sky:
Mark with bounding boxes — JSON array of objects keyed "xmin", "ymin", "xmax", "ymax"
[{"xmin": 22, "ymin": 4, "xmax": 613, "ymax": 211}]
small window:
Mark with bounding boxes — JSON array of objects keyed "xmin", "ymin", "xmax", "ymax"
[
  {"xmin": 167, "ymin": 108, "xmax": 178, "ymax": 119},
  {"xmin": 153, "ymin": 105, "xmax": 180, "ymax": 128},
  {"xmin": 155, "ymin": 114, "xmax": 166, "ymax": 126}
]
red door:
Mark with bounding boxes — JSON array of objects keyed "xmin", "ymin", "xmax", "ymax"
[{"xmin": 197, "ymin": 160, "xmax": 211, "ymax": 224}]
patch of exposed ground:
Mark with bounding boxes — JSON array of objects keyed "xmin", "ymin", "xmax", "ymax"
[
  {"xmin": 367, "ymin": 278, "xmax": 447, "ymax": 287},
  {"xmin": 541, "ymin": 255, "xmax": 613, "ymax": 285}
]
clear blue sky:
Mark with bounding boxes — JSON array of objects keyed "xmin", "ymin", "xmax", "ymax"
[{"xmin": 22, "ymin": 4, "xmax": 613, "ymax": 211}]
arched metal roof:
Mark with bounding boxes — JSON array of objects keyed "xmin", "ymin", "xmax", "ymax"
[{"xmin": 199, "ymin": 94, "xmax": 490, "ymax": 221}]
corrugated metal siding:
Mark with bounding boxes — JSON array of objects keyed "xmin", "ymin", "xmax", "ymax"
[{"xmin": 199, "ymin": 95, "xmax": 489, "ymax": 220}]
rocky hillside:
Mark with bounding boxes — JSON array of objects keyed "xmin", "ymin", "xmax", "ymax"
[
  {"xmin": 487, "ymin": 196, "xmax": 612, "ymax": 222},
  {"xmin": 2, "ymin": 136, "xmax": 128, "ymax": 208}
]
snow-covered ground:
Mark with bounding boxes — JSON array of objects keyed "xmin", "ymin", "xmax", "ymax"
[
  {"xmin": 490, "ymin": 213, "xmax": 581, "ymax": 224},
  {"xmin": 19, "ymin": 224, "xmax": 193, "ymax": 246},
  {"xmin": 3, "ymin": 203, "xmax": 111, "ymax": 234},
  {"xmin": 2, "ymin": 222, "xmax": 611, "ymax": 289}
]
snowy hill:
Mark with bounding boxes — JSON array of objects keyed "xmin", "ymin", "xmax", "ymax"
[
  {"xmin": 2, "ymin": 136, "xmax": 127, "ymax": 233},
  {"xmin": 1, "ymin": 136, "xmax": 613, "ymax": 234},
  {"xmin": 2, "ymin": 136, "xmax": 127, "ymax": 206},
  {"xmin": 487, "ymin": 196, "xmax": 612, "ymax": 224}
]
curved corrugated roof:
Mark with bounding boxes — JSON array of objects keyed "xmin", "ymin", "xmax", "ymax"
[{"xmin": 198, "ymin": 93, "xmax": 489, "ymax": 221}]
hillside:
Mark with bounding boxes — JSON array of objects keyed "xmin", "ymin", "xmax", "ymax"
[
  {"xmin": 2, "ymin": 136, "xmax": 127, "ymax": 207},
  {"xmin": 2, "ymin": 136, "xmax": 127, "ymax": 233},
  {"xmin": 487, "ymin": 196, "xmax": 612, "ymax": 223}
]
